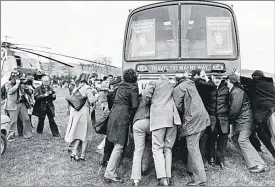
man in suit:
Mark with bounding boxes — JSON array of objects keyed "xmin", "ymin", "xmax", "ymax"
[
  {"xmin": 173, "ymin": 72, "xmax": 210, "ymax": 186},
  {"xmin": 143, "ymin": 75, "xmax": 181, "ymax": 186}
]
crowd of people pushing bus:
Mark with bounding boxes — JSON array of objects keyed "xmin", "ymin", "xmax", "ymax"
[{"xmin": 1, "ymin": 67, "xmax": 275, "ymax": 186}]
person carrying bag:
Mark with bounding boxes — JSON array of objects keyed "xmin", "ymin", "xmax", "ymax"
[{"xmin": 64, "ymin": 73, "xmax": 98, "ymax": 161}]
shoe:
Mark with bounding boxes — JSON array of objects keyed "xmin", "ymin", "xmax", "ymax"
[
  {"xmin": 203, "ymin": 161, "xmax": 209, "ymax": 171},
  {"xmin": 70, "ymin": 154, "xmax": 79, "ymax": 162},
  {"xmin": 131, "ymin": 180, "xmax": 141, "ymax": 186},
  {"xmin": 157, "ymin": 178, "xmax": 168, "ymax": 186},
  {"xmin": 209, "ymin": 157, "xmax": 215, "ymax": 166},
  {"xmin": 220, "ymin": 162, "xmax": 225, "ymax": 170},
  {"xmin": 7, "ymin": 131, "xmax": 15, "ymax": 140},
  {"xmin": 7, "ymin": 137, "xmax": 15, "ymax": 142},
  {"xmin": 250, "ymin": 164, "xmax": 268, "ymax": 173},
  {"xmin": 80, "ymin": 155, "xmax": 86, "ymax": 161},
  {"xmin": 53, "ymin": 135, "xmax": 60, "ymax": 138},
  {"xmin": 141, "ymin": 170, "xmax": 148, "ymax": 176},
  {"xmin": 96, "ymin": 149, "xmax": 104, "ymax": 155},
  {"xmin": 187, "ymin": 180, "xmax": 206, "ymax": 186},
  {"xmin": 186, "ymin": 170, "xmax": 193, "ymax": 177},
  {"xmin": 104, "ymin": 177, "xmax": 124, "ymax": 184},
  {"xmin": 167, "ymin": 178, "xmax": 174, "ymax": 186},
  {"xmin": 101, "ymin": 160, "xmax": 108, "ymax": 167},
  {"xmin": 23, "ymin": 135, "xmax": 33, "ymax": 139}
]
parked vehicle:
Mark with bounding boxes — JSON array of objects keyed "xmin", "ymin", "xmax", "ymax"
[{"xmin": 1, "ymin": 114, "xmax": 11, "ymax": 155}]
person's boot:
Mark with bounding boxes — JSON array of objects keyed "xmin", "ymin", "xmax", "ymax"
[
  {"xmin": 131, "ymin": 180, "xmax": 141, "ymax": 186},
  {"xmin": 167, "ymin": 178, "xmax": 174, "ymax": 186},
  {"xmin": 209, "ymin": 157, "xmax": 215, "ymax": 166},
  {"xmin": 250, "ymin": 164, "xmax": 268, "ymax": 173},
  {"xmin": 186, "ymin": 180, "xmax": 206, "ymax": 186},
  {"xmin": 220, "ymin": 162, "xmax": 225, "ymax": 170}
]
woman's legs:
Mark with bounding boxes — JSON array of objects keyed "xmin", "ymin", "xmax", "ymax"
[
  {"xmin": 72, "ymin": 139, "xmax": 81, "ymax": 155},
  {"xmin": 81, "ymin": 141, "xmax": 88, "ymax": 158}
]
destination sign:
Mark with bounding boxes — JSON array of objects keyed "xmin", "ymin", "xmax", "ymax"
[{"xmin": 136, "ymin": 63, "xmax": 225, "ymax": 73}]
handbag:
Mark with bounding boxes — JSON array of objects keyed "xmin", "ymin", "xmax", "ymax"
[
  {"xmin": 65, "ymin": 87, "xmax": 87, "ymax": 111},
  {"xmin": 93, "ymin": 105, "xmax": 114, "ymax": 135}
]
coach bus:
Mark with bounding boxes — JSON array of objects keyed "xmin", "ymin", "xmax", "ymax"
[{"xmin": 122, "ymin": 0, "xmax": 241, "ymax": 91}]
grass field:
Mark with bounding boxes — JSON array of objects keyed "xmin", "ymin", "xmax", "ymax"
[{"xmin": 1, "ymin": 87, "xmax": 275, "ymax": 186}]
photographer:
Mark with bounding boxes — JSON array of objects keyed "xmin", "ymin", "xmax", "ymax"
[
  {"xmin": 33, "ymin": 76, "xmax": 60, "ymax": 137},
  {"xmin": 3, "ymin": 70, "xmax": 33, "ymax": 139},
  {"xmin": 17, "ymin": 76, "xmax": 35, "ymax": 136}
]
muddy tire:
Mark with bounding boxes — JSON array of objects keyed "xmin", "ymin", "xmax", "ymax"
[{"xmin": 1, "ymin": 133, "xmax": 7, "ymax": 155}]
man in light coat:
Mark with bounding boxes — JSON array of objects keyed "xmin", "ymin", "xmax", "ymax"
[
  {"xmin": 131, "ymin": 93, "xmax": 151, "ymax": 186},
  {"xmin": 143, "ymin": 75, "xmax": 181, "ymax": 186},
  {"xmin": 173, "ymin": 72, "xmax": 210, "ymax": 186},
  {"xmin": 4, "ymin": 70, "xmax": 33, "ymax": 139}
]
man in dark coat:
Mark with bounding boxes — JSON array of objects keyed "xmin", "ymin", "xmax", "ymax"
[
  {"xmin": 206, "ymin": 70, "xmax": 229, "ymax": 169},
  {"xmin": 33, "ymin": 76, "xmax": 60, "ymax": 137},
  {"xmin": 101, "ymin": 77, "xmax": 122, "ymax": 166},
  {"xmin": 235, "ymin": 69, "xmax": 275, "ymax": 160},
  {"xmin": 191, "ymin": 69, "xmax": 216, "ymax": 165},
  {"xmin": 104, "ymin": 69, "xmax": 139, "ymax": 183},
  {"xmin": 227, "ymin": 74, "xmax": 268, "ymax": 173}
]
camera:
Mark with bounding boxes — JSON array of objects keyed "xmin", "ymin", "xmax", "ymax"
[
  {"xmin": 19, "ymin": 76, "xmax": 33, "ymax": 85},
  {"xmin": 19, "ymin": 78, "xmax": 28, "ymax": 84}
]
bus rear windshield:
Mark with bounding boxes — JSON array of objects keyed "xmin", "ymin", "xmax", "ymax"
[{"xmin": 125, "ymin": 4, "xmax": 237, "ymax": 61}]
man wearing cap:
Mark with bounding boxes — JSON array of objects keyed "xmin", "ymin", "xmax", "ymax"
[
  {"xmin": 206, "ymin": 70, "xmax": 229, "ymax": 169},
  {"xmin": 173, "ymin": 71, "xmax": 210, "ymax": 186},
  {"xmin": 234, "ymin": 69, "xmax": 275, "ymax": 160},
  {"xmin": 226, "ymin": 74, "xmax": 268, "ymax": 173},
  {"xmin": 3, "ymin": 70, "xmax": 33, "ymax": 139}
]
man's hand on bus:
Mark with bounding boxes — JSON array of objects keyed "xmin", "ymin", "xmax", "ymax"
[
  {"xmin": 204, "ymin": 75, "xmax": 209, "ymax": 82},
  {"xmin": 232, "ymin": 67, "xmax": 241, "ymax": 76}
]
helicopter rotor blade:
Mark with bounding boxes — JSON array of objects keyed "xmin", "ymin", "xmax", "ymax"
[
  {"xmin": 12, "ymin": 43, "xmax": 51, "ymax": 49},
  {"xmin": 15, "ymin": 47, "xmax": 117, "ymax": 68},
  {"xmin": 16, "ymin": 48, "xmax": 74, "ymax": 68}
]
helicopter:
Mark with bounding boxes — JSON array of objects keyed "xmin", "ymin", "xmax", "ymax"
[{"xmin": 1, "ymin": 41, "xmax": 117, "ymax": 88}]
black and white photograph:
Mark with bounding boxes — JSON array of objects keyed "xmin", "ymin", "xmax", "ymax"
[{"xmin": 1, "ymin": 1, "xmax": 275, "ymax": 186}]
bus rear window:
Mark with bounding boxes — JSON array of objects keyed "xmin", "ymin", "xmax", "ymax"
[
  {"xmin": 125, "ymin": 5, "xmax": 179, "ymax": 61},
  {"xmin": 181, "ymin": 5, "xmax": 237, "ymax": 59},
  {"xmin": 125, "ymin": 4, "xmax": 237, "ymax": 61}
]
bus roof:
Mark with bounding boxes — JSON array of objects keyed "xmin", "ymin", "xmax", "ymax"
[{"xmin": 128, "ymin": 0, "xmax": 233, "ymax": 15}]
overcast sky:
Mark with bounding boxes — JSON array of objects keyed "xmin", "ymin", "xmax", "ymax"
[{"xmin": 1, "ymin": 1, "xmax": 274, "ymax": 73}]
